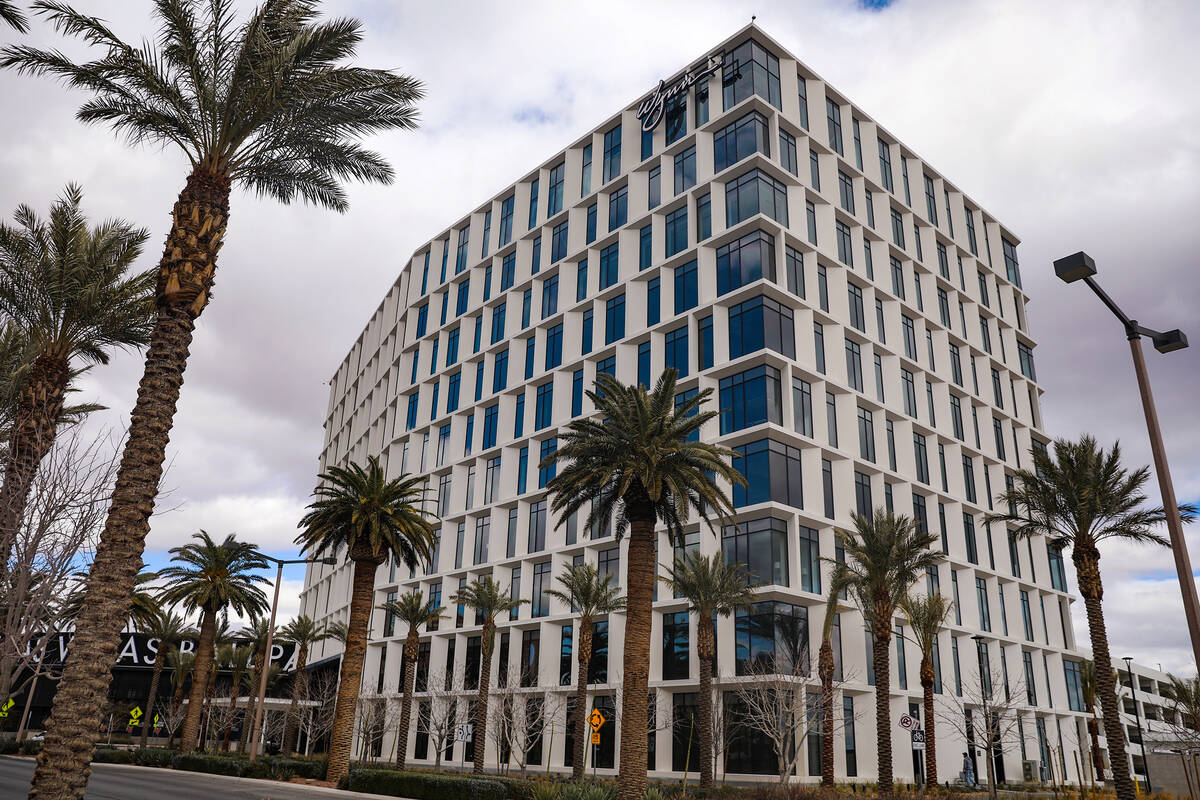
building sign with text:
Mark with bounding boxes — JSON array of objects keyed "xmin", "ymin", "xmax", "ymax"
[
  {"xmin": 28, "ymin": 632, "xmax": 298, "ymax": 672},
  {"xmin": 635, "ymin": 51, "xmax": 724, "ymax": 133}
]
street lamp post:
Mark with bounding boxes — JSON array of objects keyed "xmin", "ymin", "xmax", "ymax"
[
  {"xmin": 247, "ymin": 554, "xmax": 336, "ymax": 761},
  {"xmin": 1123, "ymin": 657, "xmax": 1152, "ymax": 794},
  {"xmin": 1053, "ymin": 251, "xmax": 1199, "ymax": 668}
]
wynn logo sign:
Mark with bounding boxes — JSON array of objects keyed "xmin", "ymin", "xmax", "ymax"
[{"xmin": 635, "ymin": 51, "xmax": 724, "ymax": 133}]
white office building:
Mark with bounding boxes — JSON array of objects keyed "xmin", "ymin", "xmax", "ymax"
[{"xmin": 299, "ymin": 23, "xmax": 1089, "ymax": 784}]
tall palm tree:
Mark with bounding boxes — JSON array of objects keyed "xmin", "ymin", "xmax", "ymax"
[
  {"xmin": 139, "ymin": 609, "xmax": 191, "ymax": 748},
  {"xmin": 156, "ymin": 531, "xmax": 268, "ymax": 754},
  {"xmin": 279, "ymin": 614, "xmax": 330, "ymax": 755},
  {"xmin": 542, "ymin": 369, "xmax": 742, "ymax": 800},
  {"xmin": 1079, "ymin": 660, "xmax": 1105, "ymax": 783},
  {"xmin": 901, "ymin": 592, "xmax": 952, "ymax": 788},
  {"xmin": 452, "ymin": 576, "xmax": 524, "ymax": 775},
  {"xmin": 2, "ymin": 3, "xmax": 423, "ymax": 792},
  {"xmin": 296, "ymin": 457, "xmax": 435, "ymax": 783},
  {"xmin": 217, "ymin": 642, "xmax": 253, "ymax": 752},
  {"xmin": 817, "ymin": 583, "xmax": 844, "ymax": 788},
  {"xmin": 989, "ymin": 436, "xmax": 1193, "ymax": 800},
  {"xmin": 828, "ymin": 509, "xmax": 942, "ymax": 800},
  {"xmin": 237, "ymin": 616, "xmax": 273, "ymax": 754},
  {"xmin": 664, "ymin": 552, "xmax": 750, "ymax": 789},
  {"xmin": 0, "ymin": 1, "xmax": 27, "ymax": 31},
  {"xmin": 0, "ymin": 185, "xmax": 153, "ymax": 585},
  {"xmin": 375, "ymin": 593, "xmax": 441, "ymax": 770},
  {"xmin": 545, "ymin": 563, "xmax": 625, "ymax": 780}
]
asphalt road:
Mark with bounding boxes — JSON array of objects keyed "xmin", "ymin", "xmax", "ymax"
[{"xmin": 0, "ymin": 757, "xmax": 403, "ymax": 800}]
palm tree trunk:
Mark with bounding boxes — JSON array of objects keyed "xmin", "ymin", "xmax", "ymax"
[
  {"xmin": 1087, "ymin": 714, "xmax": 1105, "ymax": 782},
  {"xmin": 239, "ymin": 647, "xmax": 265, "ymax": 754},
  {"xmin": 394, "ymin": 633, "xmax": 417, "ymax": 770},
  {"xmin": 697, "ymin": 617, "xmax": 715, "ymax": 789},
  {"xmin": 327, "ymin": 555, "xmax": 379, "ymax": 785},
  {"xmin": 572, "ymin": 618, "xmax": 593, "ymax": 781},
  {"xmin": 179, "ymin": 609, "xmax": 217, "ymax": 754},
  {"xmin": 1075, "ymin": 547, "xmax": 1135, "ymax": 800},
  {"xmin": 617, "ymin": 516, "xmax": 655, "ymax": 800},
  {"xmin": 873, "ymin": 624, "xmax": 894, "ymax": 800},
  {"xmin": 27, "ymin": 169, "xmax": 229, "ymax": 800},
  {"xmin": 140, "ymin": 656, "xmax": 166, "ymax": 749},
  {"xmin": 0, "ymin": 353, "xmax": 69, "ymax": 600},
  {"xmin": 168, "ymin": 674, "xmax": 187, "ymax": 749},
  {"xmin": 473, "ymin": 621, "xmax": 494, "ymax": 774},
  {"xmin": 283, "ymin": 644, "xmax": 309, "ymax": 756},
  {"xmin": 921, "ymin": 656, "xmax": 937, "ymax": 787},
  {"xmin": 222, "ymin": 683, "xmax": 240, "ymax": 752},
  {"xmin": 818, "ymin": 638, "xmax": 835, "ymax": 788}
]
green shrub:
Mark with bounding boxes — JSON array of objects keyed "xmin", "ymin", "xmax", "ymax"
[
  {"xmin": 19, "ymin": 740, "xmax": 40, "ymax": 756},
  {"xmin": 0, "ymin": 738, "xmax": 20, "ymax": 755},
  {"xmin": 92, "ymin": 748, "xmax": 134, "ymax": 764},
  {"xmin": 531, "ymin": 782, "xmax": 561, "ymax": 800},
  {"xmin": 170, "ymin": 753, "xmax": 244, "ymax": 777},
  {"xmin": 131, "ymin": 747, "xmax": 178, "ymax": 768},
  {"xmin": 561, "ymin": 782, "xmax": 615, "ymax": 800},
  {"xmin": 644, "ymin": 789, "xmax": 665, "ymax": 800},
  {"xmin": 343, "ymin": 768, "xmax": 509, "ymax": 800}
]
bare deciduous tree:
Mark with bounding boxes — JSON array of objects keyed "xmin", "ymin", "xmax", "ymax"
[{"xmin": 726, "ymin": 663, "xmax": 813, "ymax": 785}]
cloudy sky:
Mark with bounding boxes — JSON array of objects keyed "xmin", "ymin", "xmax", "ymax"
[{"xmin": 2, "ymin": 0, "xmax": 1198, "ymax": 669}]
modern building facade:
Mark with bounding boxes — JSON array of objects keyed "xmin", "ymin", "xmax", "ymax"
[{"xmin": 299, "ymin": 23, "xmax": 1089, "ymax": 784}]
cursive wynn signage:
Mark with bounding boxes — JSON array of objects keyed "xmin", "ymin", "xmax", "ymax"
[{"xmin": 635, "ymin": 51, "xmax": 724, "ymax": 133}]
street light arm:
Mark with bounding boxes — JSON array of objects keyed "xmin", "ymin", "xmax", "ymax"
[{"xmin": 1082, "ymin": 275, "xmax": 1133, "ymax": 330}]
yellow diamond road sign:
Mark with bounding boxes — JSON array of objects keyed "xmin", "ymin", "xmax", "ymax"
[
  {"xmin": 0, "ymin": 698, "xmax": 13, "ymax": 718},
  {"xmin": 128, "ymin": 706, "xmax": 143, "ymax": 726},
  {"xmin": 588, "ymin": 709, "xmax": 606, "ymax": 731}
]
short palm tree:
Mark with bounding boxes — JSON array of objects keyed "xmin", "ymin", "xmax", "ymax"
[
  {"xmin": 1079, "ymin": 660, "xmax": 1105, "ymax": 782},
  {"xmin": 542, "ymin": 369, "xmax": 742, "ymax": 800},
  {"xmin": 217, "ymin": 643, "xmax": 253, "ymax": 752},
  {"xmin": 989, "ymin": 436, "xmax": 1193, "ymax": 800},
  {"xmin": 901, "ymin": 592, "xmax": 952, "ymax": 788},
  {"xmin": 375, "ymin": 593, "xmax": 441, "ymax": 770},
  {"xmin": 817, "ymin": 583, "xmax": 844, "ymax": 788},
  {"xmin": 0, "ymin": 184, "xmax": 153, "ymax": 583},
  {"xmin": 326, "ymin": 620, "xmax": 350, "ymax": 648},
  {"xmin": 296, "ymin": 457, "xmax": 435, "ymax": 783},
  {"xmin": 139, "ymin": 609, "xmax": 192, "ymax": 748},
  {"xmin": 452, "ymin": 576, "xmax": 524, "ymax": 775},
  {"xmin": 156, "ymin": 531, "xmax": 268, "ymax": 754},
  {"xmin": 664, "ymin": 552, "xmax": 750, "ymax": 788},
  {"xmin": 828, "ymin": 509, "xmax": 942, "ymax": 800},
  {"xmin": 3, "ymin": 3, "xmax": 423, "ymax": 792},
  {"xmin": 237, "ymin": 616, "xmax": 273, "ymax": 754},
  {"xmin": 546, "ymin": 563, "xmax": 625, "ymax": 780},
  {"xmin": 279, "ymin": 615, "xmax": 330, "ymax": 755}
]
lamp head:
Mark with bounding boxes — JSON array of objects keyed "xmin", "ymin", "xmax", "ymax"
[
  {"xmin": 1053, "ymin": 251, "xmax": 1097, "ymax": 284},
  {"xmin": 1153, "ymin": 329, "xmax": 1188, "ymax": 354}
]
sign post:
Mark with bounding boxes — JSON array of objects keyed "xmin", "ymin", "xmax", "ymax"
[{"xmin": 587, "ymin": 709, "xmax": 606, "ymax": 781}]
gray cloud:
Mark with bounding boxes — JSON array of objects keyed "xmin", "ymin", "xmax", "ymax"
[{"xmin": 2, "ymin": 0, "xmax": 1198, "ymax": 663}]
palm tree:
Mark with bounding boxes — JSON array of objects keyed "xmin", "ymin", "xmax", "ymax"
[
  {"xmin": 62, "ymin": 569, "xmax": 160, "ymax": 633},
  {"xmin": 1079, "ymin": 660, "xmax": 1105, "ymax": 783},
  {"xmin": 217, "ymin": 643, "xmax": 253, "ymax": 752},
  {"xmin": 0, "ymin": 1, "xmax": 26, "ymax": 31},
  {"xmin": 816, "ymin": 583, "xmax": 844, "ymax": 788},
  {"xmin": 901, "ymin": 592, "xmax": 952, "ymax": 788},
  {"xmin": 237, "ymin": 616, "xmax": 273, "ymax": 754},
  {"xmin": 989, "ymin": 436, "xmax": 1193, "ymax": 800},
  {"xmin": 828, "ymin": 509, "xmax": 942, "ymax": 800},
  {"xmin": 326, "ymin": 620, "xmax": 350, "ymax": 647},
  {"xmin": 0, "ymin": 185, "xmax": 153, "ymax": 585},
  {"xmin": 375, "ymin": 593, "xmax": 441, "ymax": 769},
  {"xmin": 1163, "ymin": 674, "xmax": 1200, "ymax": 731},
  {"xmin": 2, "ymin": 3, "xmax": 423, "ymax": 791},
  {"xmin": 165, "ymin": 648, "xmax": 193, "ymax": 749},
  {"xmin": 279, "ymin": 615, "xmax": 330, "ymax": 755},
  {"xmin": 296, "ymin": 457, "xmax": 436, "ymax": 783},
  {"xmin": 452, "ymin": 576, "xmax": 524, "ymax": 774},
  {"xmin": 663, "ymin": 552, "xmax": 750, "ymax": 789},
  {"xmin": 542, "ymin": 369, "xmax": 741, "ymax": 800},
  {"xmin": 544, "ymin": 563, "xmax": 625, "ymax": 780},
  {"xmin": 156, "ymin": 531, "xmax": 268, "ymax": 754},
  {"xmin": 139, "ymin": 609, "xmax": 191, "ymax": 748}
]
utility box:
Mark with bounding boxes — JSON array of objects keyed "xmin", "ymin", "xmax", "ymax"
[{"xmin": 1023, "ymin": 760, "xmax": 1041, "ymax": 783}]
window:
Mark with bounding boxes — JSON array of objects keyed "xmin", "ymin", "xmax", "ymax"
[
  {"xmin": 662, "ymin": 611, "xmax": 689, "ymax": 680},
  {"xmin": 571, "ymin": 369, "xmax": 584, "ymax": 417},
  {"xmin": 779, "ymin": 128, "xmax": 797, "ymax": 174},
  {"xmin": 529, "ymin": 502, "xmax": 548, "ymax": 555},
  {"xmin": 548, "ymin": 161, "xmax": 565, "ymax": 216},
  {"xmin": 637, "ymin": 341, "xmax": 650, "ymax": 387},
  {"xmin": 716, "ymin": 230, "xmax": 775, "ymax": 296},
  {"xmin": 538, "ymin": 438, "xmax": 556, "ymax": 488},
  {"xmin": 857, "ymin": 406, "xmax": 875, "ymax": 462},
  {"xmin": 809, "ymin": 148, "xmax": 820, "ymax": 190},
  {"xmin": 732, "ymin": 439, "xmax": 803, "ymax": 509},
  {"xmin": 514, "ymin": 391, "xmax": 526, "ymax": 437},
  {"xmin": 500, "ymin": 252, "xmax": 516, "ymax": 291},
  {"xmin": 694, "ymin": 79, "xmax": 709, "ymax": 126},
  {"xmin": 814, "ymin": 321, "xmax": 825, "ymax": 374},
  {"xmin": 696, "ymin": 193, "xmax": 711, "ymax": 242},
  {"xmin": 581, "ymin": 144, "xmax": 592, "ymax": 197},
  {"xmin": 524, "ymin": 335, "xmax": 535, "ymax": 379},
  {"xmin": 455, "ymin": 225, "xmax": 470, "ymax": 274},
  {"xmin": 1003, "ymin": 237, "xmax": 1022, "ymax": 287},
  {"xmin": 608, "ymin": 185, "xmax": 628, "ymax": 231},
  {"xmin": 528, "ymin": 178, "xmax": 539, "ymax": 229},
  {"xmin": 785, "ymin": 245, "xmax": 804, "ymax": 298},
  {"xmin": 796, "ymin": 73, "xmax": 809, "ymax": 128},
  {"xmin": 551, "ymin": 221, "xmax": 568, "ymax": 263},
  {"xmin": 575, "ymin": 259, "xmax": 589, "ymax": 303},
  {"xmin": 793, "ymin": 377, "xmax": 813, "ymax": 437},
  {"xmin": 499, "ymin": 196, "xmax": 514, "ymax": 247},
  {"xmin": 639, "ymin": 224, "xmax": 652, "ymax": 270},
  {"xmin": 902, "ymin": 314, "xmax": 917, "ymax": 360},
  {"xmin": 817, "ymin": 264, "xmax": 829, "ymax": 311},
  {"xmin": 521, "ymin": 289, "xmax": 532, "ymax": 329},
  {"xmin": 665, "ymin": 205, "xmax": 688, "ymax": 257},
  {"xmin": 599, "ymin": 242, "xmax": 619, "ymax": 289},
  {"xmin": 535, "ymin": 381, "xmax": 553, "ymax": 430},
  {"xmin": 520, "ymin": 628, "xmax": 540, "ymax": 687},
  {"xmin": 586, "ymin": 203, "xmax": 596, "ymax": 244},
  {"xmin": 950, "ymin": 395, "xmax": 964, "ymax": 440},
  {"xmin": 665, "ymin": 326, "xmax": 689, "ymax": 377},
  {"xmin": 878, "ymin": 139, "xmax": 893, "ymax": 192},
  {"xmin": 446, "ymin": 371, "xmax": 461, "ymax": 412},
  {"xmin": 647, "ymin": 276, "xmax": 661, "ymax": 325},
  {"xmin": 728, "ymin": 295, "xmax": 795, "ymax": 359},
  {"xmin": 673, "ymin": 146, "xmax": 696, "ymax": 194},
  {"xmin": 806, "ymin": 201, "xmax": 817, "ymax": 245},
  {"xmin": 976, "ymin": 577, "xmax": 991, "ymax": 631},
  {"xmin": 1065, "ymin": 661, "xmax": 1085, "ymax": 712},
  {"xmin": 713, "ymin": 110, "xmax": 770, "ymax": 172},
  {"xmin": 722, "ymin": 38, "xmax": 781, "ymax": 110},
  {"xmin": 698, "ymin": 314, "xmax": 713, "ymax": 369},
  {"xmin": 848, "ymin": 284, "xmax": 865, "ymax": 331},
  {"xmin": 1018, "ymin": 342, "xmax": 1037, "ymax": 381},
  {"xmin": 1048, "ymin": 545, "xmax": 1067, "ymax": 591},
  {"xmin": 846, "ymin": 340, "xmax": 863, "ymax": 392},
  {"xmin": 723, "ymin": 516, "xmax": 789, "ymax": 586},
  {"xmin": 559, "ymin": 624, "xmax": 573, "ymax": 686},
  {"xmin": 914, "ymin": 433, "xmax": 929, "ymax": 484},
  {"xmin": 648, "ymin": 165, "xmax": 661, "ymax": 209},
  {"xmin": 541, "ymin": 275, "xmax": 558, "ymax": 319},
  {"xmin": 456, "ymin": 279, "xmax": 470, "ymax": 316},
  {"xmin": 605, "ymin": 294, "xmax": 625, "ymax": 344},
  {"xmin": 965, "ymin": 207, "xmax": 978, "ymax": 255},
  {"xmin": 725, "ymin": 169, "xmax": 788, "ymax": 227},
  {"xmin": 719, "ymin": 364, "xmax": 783, "ymax": 433},
  {"xmin": 734, "ymin": 601, "xmax": 807, "ymax": 675},
  {"xmin": 826, "ymin": 97, "xmax": 843, "ymax": 154},
  {"xmin": 446, "ymin": 327, "xmax": 461, "ymax": 365},
  {"xmin": 482, "ymin": 404, "xmax": 499, "ymax": 449},
  {"xmin": 962, "ymin": 455, "xmax": 977, "ymax": 503},
  {"xmin": 492, "ymin": 349, "xmax": 508, "ymax": 392},
  {"xmin": 581, "ymin": 309, "xmax": 593, "ymax": 354},
  {"xmin": 602, "ymin": 124, "xmax": 621, "ymax": 183}
]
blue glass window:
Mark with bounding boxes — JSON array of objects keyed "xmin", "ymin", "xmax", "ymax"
[
  {"xmin": 647, "ymin": 277, "xmax": 661, "ymax": 326},
  {"xmin": 673, "ymin": 145, "xmax": 696, "ymax": 195},
  {"xmin": 528, "ymin": 178, "xmax": 539, "ymax": 229},
  {"xmin": 499, "ymin": 195, "xmax": 514, "ymax": 246},
  {"xmin": 581, "ymin": 144, "xmax": 592, "ymax": 196},
  {"xmin": 732, "ymin": 439, "xmax": 803, "ymax": 509},
  {"xmin": 697, "ymin": 194, "xmax": 711, "ymax": 242},
  {"xmin": 440, "ymin": 237, "xmax": 449, "ymax": 284},
  {"xmin": 722, "ymin": 39, "xmax": 781, "ymax": 110},
  {"xmin": 609, "ymin": 185, "xmax": 628, "ymax": 231},
  {"xmin": 665, "ymin": 206, "xmax": 688, "ymax": 258},
  {"xmin": 581, "ymin": 309, "xmax": 593, "ymax": 355},
  {"xmin": 415, "ymin": 303, "xmax": 429, "ymax": 337},
  {"xmin": 456, "ymin": 226, "xmax": 470, "ymax": 274},
  {"xmin": 571, "ymin": 369, "xmax": 584, "ymax": 417},
  {"xmin": 674, "ymin": 388, "xmax": 700, "ymax": 442},
  {"xmin": 482, "ymin": 265, "xmax": 493, "ymax": 302},
  {"xmin": 521, "ymin": 289, "xmax": 532, "ymax": 329},
  {"xmin": 724, "ymin": 518, "xmax": 790, "ymax": 588},
  {"xmin": 714, "ymin": 110, "xmax": 770, "ymax": 175},
  {"xmin": 445, "ymin": 327, "xmax": 459, "ymax": 366},
  {"xmin": 665, "ymin": 326, "xmax": 689, "ymax": 378},
  {"xmin": 599, "ymin": 243, "xmax": 619, "ymax": 289},
  {"xmin": 405, "ymin": 393, "xmax": 419, "ymax": 430},
  {"xmin": 548, "ymin": 162, "xmax": 565, "ymax": 216},
  {"xmin": 586, "ymin": 203, "xmax": 597, "ymax": 244},
  {"xmin": 716, "ymin": 230, "xmax": 775, "ymax": 296},
  {"xmin": 551, "ymin": 221, "xmax": 568, "ymax": 263},
  {"xmin": 648, "ymin": 166, "xmax": 661, "ymax": 209},
  {"xmin": 576, "ymin": 258, "xmax": 588, "ymax": 302},
  {"xmin": 637, "ymin": 341, "xmax": 651, "ymax": 387},
  {"xmin": 674, "ymin": 260, "xmax": 698, "ymax": 314},
  {"xmin": 524, "ymin": 336, "xmax": 536, "ymax": 380},
  {"xmin": 545, "ymin": 324, "xmax": 563, "ymax": 370},
  {"xmin": 517, "ymin": 446, "xmax": 528, "ymax": 494},
  {"xmin": 531, "ymin": 235, "xmax": 542, "ymax": 274},
  {"xmin": 535, "ymin": 382, "xmax": 553, "ymax": 430},
  {"xmin": 420, "ymin": 251, "xmax": 430, "ymax": 295},
  {"xmin": 539, "ymin": 438, "xmax": 557, "ymax": 489},
  {"xmin": 641, "ymin": 126, "xmax": 654, "ymax": 161},
  {"xmin": 665, "ymin": 92, "xmax": 687, "ymax": 145},
  {"xmin": 639, "ymin": 225, "xmax": 653, "ymax": 270},
  {"xmin": 482, "ymin": 403, "xmax": 498, "ymax": 449},
  {"xmin": 603, "ymin": 125, "xmax": 622, "ymax": 183},
  {"xmin": 501, "ymin": 252, "xmax": 515, "ymax": 291},
  {"xmin": 605, "ymin": 294, "xmax": 626, "ymax": 344},
  {"xmin": 796, "ymin": 74, "xmax": 809, "ymax": 129},
  {"xmin": 491, "ymin": 303, "xmax": 506, "ymax": 344},
  {"xmin": 596, "ymin": 355, "xmax": 615, "ymax": 378},
  {"xmin": 698, "ymin": 315, "xmax": 713, "ymax": 370},
  {"xmin": 456, "ymin": 279, "xmax": 470, "ymax": 316},
  {"xmin": 779, "ymin": 129, "xmax": 798, "ymax": 175},
  {"xmin": 725, "ymin": 169, "xmax": 788, "ymax": 227},
  {"xmin": 514, "ymin": 392, "xmax": 526, "ymax": 438},
  {"xmin": 446, "ymin": 371, "xmax": 461, "ymax": 413},
  {"xmin": 541, "ymin": 275, "xmax": 558, "ymax": 319},
  {"xmin": 474, "ymin": 361, "xmax": 484, "ymax": 401},
  {"xmin": 728, "ymin": 296, "xmax": 795, "ymax": 359},
  {"xmin": 719, "ymin": 364, "xmax": 782, "ymax": 434},
  {"xmin": 493, "ymin": 349, "xmax": 508, "ymax": 392},
  {"xmin": 481, "ymin": 210, "xmax": 492, "ymax": 258}
]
